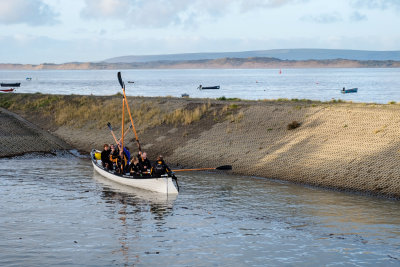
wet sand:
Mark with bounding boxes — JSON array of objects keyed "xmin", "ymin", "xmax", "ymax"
[{"xmin": 1, "ymin": 96, "xmax": 400, "ymax": 197}]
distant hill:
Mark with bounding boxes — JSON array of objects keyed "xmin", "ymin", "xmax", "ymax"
[
  {"xmin": 103, "ymin": 49, "xmax": 400, "ymax": 63},
  {"xmin": 2, "ymin": 57, "xmax": 400, "ymax": 70}
]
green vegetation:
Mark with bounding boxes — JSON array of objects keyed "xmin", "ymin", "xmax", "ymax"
[
  {"xmin": 216, "ymin": 96, "xmax": 241, "ymax": 101},
  {"xmin": 275, "ymin": 98, "xmax": 322, "ymax": 104},
  {"xmin": 0, "ymin": 94, "xmax": 14, "ymax": 108},
  {"xmin": 329, "ymin": 99, "xmax": 348, "ymax": 103}
]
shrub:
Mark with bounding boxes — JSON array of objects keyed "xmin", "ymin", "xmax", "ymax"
[
  {"xmin": 216, "ymin": 96, "xmax": 241, "ymax": 101},
  {"xmin": 287, "ymin": 121, "xmax": 301, "ymax": 130}
]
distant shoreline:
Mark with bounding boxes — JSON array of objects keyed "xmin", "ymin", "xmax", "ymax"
[{"xmin": 1, "ymin": 57, "xmax": 400, "ymax": 70}]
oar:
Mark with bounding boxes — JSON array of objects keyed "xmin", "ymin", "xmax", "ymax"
[
  {"xmin": 118, "ymin": 72, "xmax": 141, "ymax": 151},
  {"xmin": 121, "ymin": 97, "xmax": 125, "ymax": 149},
  {"xmin": 172, "ymin": 165, "xmax": 232, "ymax": 172},
  {"xmin": 107, "ymin": 122, "xmax": 119, "ymax": 144},
  {"xmin": 171, "ymin": 174, "xmax": 179, "ymax": 192}
]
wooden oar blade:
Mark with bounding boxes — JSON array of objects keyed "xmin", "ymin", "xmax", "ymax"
[
  {"xmin": 216, "ymin": 165, "xmax": 232, "ymax": 170},
  {"xmin": 117, "ymin": 72, "xmax": 125, "ymax": 89},
  {"xmin": 172, "ymin": 165, "xmax": 232, "ymax": 172}
]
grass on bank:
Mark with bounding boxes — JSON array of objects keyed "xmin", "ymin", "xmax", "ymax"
[
  {"xmin": 2, "ymin": 93, "xmax": 398, "ymax": 131},
  {"xmin": 0, "ymin": 94, "xmax": 232, "ymax": 129}
]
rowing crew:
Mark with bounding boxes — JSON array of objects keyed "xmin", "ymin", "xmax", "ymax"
[{"xmin": 100, "ymin": 143, "xmax": 173, "ymax": 177}]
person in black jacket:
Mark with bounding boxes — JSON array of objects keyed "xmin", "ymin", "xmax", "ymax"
[
  {"xmin": 128, "ymin": 156, "xmax": 141, "ymax": 176},
  {"xmin": 151, "ymin": 155, "xmax": 172, "ymax": 177},
  {"xmin": 138, "ymin": 151, "xmax": 152, "ymax": 175},
  {"xmin": 101, "ymin": 144, "xmax": 112, "ymax": 170}
]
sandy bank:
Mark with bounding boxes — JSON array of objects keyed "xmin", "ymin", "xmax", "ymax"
[{"xmin": 1, "ymin": 94, "xmax": 400, "ymax": 198}]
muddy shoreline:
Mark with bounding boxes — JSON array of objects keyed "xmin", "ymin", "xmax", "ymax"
[{"xmin": 1, "ymin": 94, "xmax": 400, "ymax": 198}]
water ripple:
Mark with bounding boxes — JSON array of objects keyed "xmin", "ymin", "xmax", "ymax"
[{"xmin": 1, "ymin": 155, "xmax": 400, "ymax": 266}]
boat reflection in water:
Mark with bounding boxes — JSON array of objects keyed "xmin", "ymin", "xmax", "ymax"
[{"xmin": 93, "ymin": 172, "xmax": 177, "ymax": 265}]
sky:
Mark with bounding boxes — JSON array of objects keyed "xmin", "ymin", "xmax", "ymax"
[{"xmin": 0, "ymin": 0, "xmax": 400, "ymax": 64}]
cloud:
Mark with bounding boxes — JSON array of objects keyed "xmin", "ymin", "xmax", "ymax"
[
  {"xmin": 80, "ymin": 0, "xmax": 130, "ymax": 19},
  {"xmin": 350, "ymin": 0, "xmax": 400, "ymax": 10},
  {"xmin": 300, "ymin": 12, "xmax": 342, "ymax": 24},
  {"xmin": 0, "ymin": 0, "xmax": 59, "ymax": 26},
  {"xmin": 80, "ymin": 0, "xmax": 306, "ymax": 28},
  {"xmin": 350, "ymin": 11, "xmax": 367, "ymax": 22},
  {"xmin": 240, "ymin": 0, "xmax": 308, "ymax": 11}
]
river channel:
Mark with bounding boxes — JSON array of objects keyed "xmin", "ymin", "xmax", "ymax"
[{"xmin": 1, "ymin": 153, "xmax": 400, "ymax": 266}]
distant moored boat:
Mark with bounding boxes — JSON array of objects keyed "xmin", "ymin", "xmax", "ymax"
[
  {"xmin": 0, "ymin": 88, "xmax": 15, "ymax": 93},
  {"xmin": 1, "ymin": 83, "xmax": 20, "ymax": 87},
  {"xmin": 341, "ymin": 87, "xmax": 358, "ymax": 94},
  {"xmin": 198, "ymin": 85, "xmax": 220, "ymax": 90}
]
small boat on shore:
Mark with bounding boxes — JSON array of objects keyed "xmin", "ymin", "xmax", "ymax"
[
  {"xmin": 0, "ymin": 88, "xmax": 15, "ymax": 93},
  {"xmin": 1, "ymin": 83, "xmax": 20, "ymax": 87},
  {"xmin": 198, "ymin": 85, "xmax": 220, "ymax": 90},
  {"xmin": 341, "ymin": 87, "xmax": 358, "ymax": 94},
  {"xmin": 91, "ymin": 150, "xmax": 179, "ymax": 194}
]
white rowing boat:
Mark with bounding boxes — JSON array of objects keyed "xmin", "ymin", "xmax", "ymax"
[
  {"xmin": 91, "ymin": 149, "xmax": 179, "ymax": 194},
  {"xmin": 92, "ymin": 172, "xmax": 178, "ymax": 203}
]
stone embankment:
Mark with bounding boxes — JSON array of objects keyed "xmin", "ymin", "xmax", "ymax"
[
  {"xmin": 0, "ymin": 108, "xmax": 71, "ymax": 157},
  {"xmin": 1, "ymin": 94, "xmax": 400, "ymax": 198}
]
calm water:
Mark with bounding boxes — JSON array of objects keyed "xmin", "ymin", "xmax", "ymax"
[
  {"xmin": 1, "ymin": 153, "xmax": 400, "ymax": 266},
  {"xmin": 1, "ymin": 68, "xmax": 400, "ymax": 103}
]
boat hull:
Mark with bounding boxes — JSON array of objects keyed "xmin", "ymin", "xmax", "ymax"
[
  {"xmin": 1, "ymin": 83, "xmax": 20, "ymax": 87},
  {"xmin": 90, "ymin": 150, "xmax": 178, "ymax": 194},
  {"xmin": 0, "ymin": 88, "xmax": 15, "ymax": 93},
  {"xmin": 198, "ymin": 85, "xmax": 220, "ymax": 90},
  {"xmin": 341, "ymin": 88, "xmax": 358, "ymax": 94}
]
